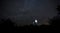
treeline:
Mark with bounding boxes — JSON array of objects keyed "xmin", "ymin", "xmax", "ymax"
[
  {"xmin": 0, "ymin": 15, "xmax": 60, "ymax": 32},
  {"xmin": 0, "ymin": 5, "xmax": 60, "ymax": 32}
]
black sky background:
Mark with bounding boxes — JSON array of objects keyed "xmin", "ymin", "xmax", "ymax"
[{"xmin": 0, "ymin": 0, "xmax": 59, "ymax": 26}]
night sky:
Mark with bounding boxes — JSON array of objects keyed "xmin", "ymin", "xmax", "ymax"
[{"xmin": 0, "ymin": 0, "xmax": 59, "ymax": 26}]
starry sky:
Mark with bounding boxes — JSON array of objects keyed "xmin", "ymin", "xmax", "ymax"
[{"xmin": 0, "ymin": 0, "xmax": 59, "ymax": 26}]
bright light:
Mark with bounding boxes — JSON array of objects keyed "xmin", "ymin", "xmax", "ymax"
[{"xmin": 35, "ymin": 19, "xmax": 37, "ymax": 23}]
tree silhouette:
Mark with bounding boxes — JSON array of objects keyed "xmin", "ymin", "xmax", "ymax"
[
  {"xmin": 56, "ymin": 5, "xmax": 60, "ymax": 14},
  {"xmin": 49, "ymin": 15, "xmax": 60, "ymax": 32},
  {"xmin": 0, "ymin": 18, "xmax": 15, "ymax": 32}
]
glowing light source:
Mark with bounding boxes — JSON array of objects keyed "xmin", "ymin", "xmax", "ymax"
[
  {"xmin": 35, "ymin": 19, "xmax": 37, "ymax": 23},
  {"xmin": 33, "ymin": 19, "xmax": 38, "ymax": 25}
]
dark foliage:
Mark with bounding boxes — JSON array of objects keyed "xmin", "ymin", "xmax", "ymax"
[
  {"xmin": 0, "ymin": 6, "xmax": 60, "ymax": 32},
  {"xmin": 57, "ymin": 5, "xmax": 60, "ymax": 14},
  {"xmin": 0, "ymin": 16, "xmax": 60, "ymax": 32}
]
